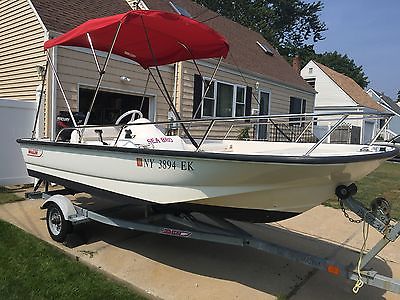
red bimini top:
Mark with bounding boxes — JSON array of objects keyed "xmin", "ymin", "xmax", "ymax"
[{"xmin": 44, "ymin": 10, "xmax": 229, "ymax": 69}]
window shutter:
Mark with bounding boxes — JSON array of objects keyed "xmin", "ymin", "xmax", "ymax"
[
  {"xmin": 193, "ymin": 74, "xmax": 203, "ymax": 118},
  {"xmin": 245, "ymin": 86, "xmax": 252, "ymax": 116}
]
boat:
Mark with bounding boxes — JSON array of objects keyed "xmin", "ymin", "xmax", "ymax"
[{"xmin": 18, "ymin": 10, "xmax": 398, "ymax": 223}]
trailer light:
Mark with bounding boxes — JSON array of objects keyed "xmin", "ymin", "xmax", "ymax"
[{"xmin": 327, "ymin": 265, "xmax": 340, "ymax": 276}]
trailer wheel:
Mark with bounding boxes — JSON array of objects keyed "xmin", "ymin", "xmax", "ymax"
[{"xmin": 46, "ymin": 203, "xmax": 72, "ymax": 242}]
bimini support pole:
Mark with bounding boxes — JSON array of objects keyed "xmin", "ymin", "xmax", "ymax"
[
  {"xmin": 304, "ymin": 114, "xmax": 349, "ymax": 156},
  {"xmin": 192, "ymin": 57, "xmax": 223, "ymax": 119},
  {"xmin": 83, "ymin": 22, "xmax": 123, "ymax": 126},
  {"xmin": 369, "ymin": 115, "xmax": 393, "ymax": 145},
  {"xmin": 141, "ymin": 15, "xmax": 199, "ymax": 148},
  {"xmin": 87, "ymin": 33, "xmax": 102, "ymax": 73},
  {"xmin": 177, "ymin": 41, "xmax": 223, "ymax": 120},
  {"xmin": 46, "ymin": 50, "xmax": 78, "ymax": 128},
  {"xmin": 31, "ymin": 60, "xmax": 49, "ymax": 139},
  {"xmin": 148, "ymin": 67, "xmax": 199, "ymax": 148},
  {"xmin": 295, "ymin": 119, "xmax": 313, "ymax": 142},
  {"xmin": 229, "ymin": 52, "xmax": 260, "ymax": 107}
]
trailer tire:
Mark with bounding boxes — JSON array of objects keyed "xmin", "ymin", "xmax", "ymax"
[{"xmin": 46, "ymin": 203, "xmax": 72, "ymax": 242}]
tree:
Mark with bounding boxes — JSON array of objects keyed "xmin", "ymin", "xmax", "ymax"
[
  {"xmin": 397, "ymin": 90, "xmax": 400, "ymax": 102},
  {"xmin": 312, "ymin": 51, "xmax": 369, "ymax": 88},
  {"xmin": 193, "ymin": 0, "xmax": 327, "ymax": 56},
  {"xmin": 193, "ymin": 1, "xmax": 369, "ymax": 88}
]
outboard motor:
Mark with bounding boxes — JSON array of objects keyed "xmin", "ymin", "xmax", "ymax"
[{"xmin": 56, "ymin": 111, "xmax": 85, "ymax": 141}]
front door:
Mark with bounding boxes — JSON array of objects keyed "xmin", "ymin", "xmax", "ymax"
[
  {"xmin": 79, "ymin": 88, "xmax": 150, "ymax": 125},
  {"xmin": 258, "ymin": 91, "xmax": 270, "ymax": 140},
  {"xmin": 363, "ymin": 121, "xmax": 375, "ymax": 144}
]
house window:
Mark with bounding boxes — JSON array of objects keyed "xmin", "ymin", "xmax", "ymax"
[
  {"xmin": 289, "ymin": 97, "xmax": 306, "ymax": 125},
  {"xmin": 202, "ymin": 80, "xmax": 246, "ymax": 118},
  {"xmin": 305, "ymin": 78, "xmax": 316, "ymax": 89},
  {"xmin": 308, "ymin": 67, "xmax": 313, "ymax": 74},
  {"xmin": 235, "ymin": 86, "xmax": 245, "ymax": 116},
  {"xmin": 202, "ymin": 80, "xmax": 215, "ymax": 117},
  {"xmin": 79, "ymin": 88, "xmax": 149, "ymax": 125},
  {"xmin": 256, "ymin": 41, "xmax": 274, "ymax": 56},
  {"xmin": 258, "ymin": 91, "xmax": 270, "ymax": 139},
  {"xmin": 216, "ymin": 82, "xmax": 234, "ymax": 117}
]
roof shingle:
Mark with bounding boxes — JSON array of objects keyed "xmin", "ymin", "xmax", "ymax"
[
  {"xmin": 31, "ymin": 0, "xmax": 130, "ymax": 33},
  {"xmin": 315, "ymin": 61, "xmax": 385, "ymax": 112}
]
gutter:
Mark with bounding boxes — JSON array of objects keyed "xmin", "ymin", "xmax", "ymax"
[
  {"xmin": 50, "ymin": 46, "xmax": 57, "ymax": 140},
  {"xmin": 198, "ymin": 59, "xmax": 316, "ymax": 96},
  {"xmin": 27, "ymin": 0, "xmax": 47, "ymax": 32},
  {"xmin": 27, "ymin": 0, "xmax": 54, "ymax": 138}
]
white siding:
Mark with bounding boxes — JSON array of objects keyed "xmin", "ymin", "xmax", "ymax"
[
  {"xmin": 367, "ymin": 89, "xmax": 400, "ymax": 134},
  {"xmin": 0, "ymin": 0, "xmax": 46, "ymax": 100},
  {"xmin": 181, "ymin": 60, "xmax": 315, "ymax": 138},
  {"xmin": 55, "ymin": 47, "xmax": 173, "ymax": 121},
  {"xmin": 186, "ymin": 61, "xmax": 314, "ymax": 115},
  {"xmin": 301, "ymin": 61, "xmax": 356, "ymax": 108}
]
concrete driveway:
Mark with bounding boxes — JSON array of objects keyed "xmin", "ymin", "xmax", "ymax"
[{"xmin": 0, "ymin": 197, "xmax": 399, "ymax": 299}]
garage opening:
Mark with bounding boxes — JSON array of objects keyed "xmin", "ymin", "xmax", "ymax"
[{"xmin": 79, "ymin": 88, "xmax": 150, "ymax": 125}]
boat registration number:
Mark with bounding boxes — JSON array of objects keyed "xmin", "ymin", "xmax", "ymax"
[{"xmin": 136, "ymin": 157, "xmax": 194, "ymax": 171}]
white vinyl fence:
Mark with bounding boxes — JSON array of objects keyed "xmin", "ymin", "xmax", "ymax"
[{"xmin": 0, "ymin": 98, "xmax": 36, "ymax": 185}]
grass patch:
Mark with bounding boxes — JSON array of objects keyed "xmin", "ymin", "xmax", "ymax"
[
  {"xmin": 0, "ymin": 186, "xmax": 24, "ymax": 204},
  {"xmin": 0, "ymin": 219, "xmax": 146, "ymax": 299},
  {"xmin": 324, "ymin": 162, "xmax": 400, "ymax": 220}
]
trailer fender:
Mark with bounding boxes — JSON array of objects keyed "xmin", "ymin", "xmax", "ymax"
[{"xmin": 41, "ymin": 195, "xmax": 77, "ymax": 220}]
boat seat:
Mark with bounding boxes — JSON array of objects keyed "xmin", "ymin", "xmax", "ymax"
[
  {"xmin": 69, "ymin": 127, "xmax": 120, "ymax": 144},
  {"xmin": 81, "ymin": 127, "xmax": 120, "ymax": 142},
  {"xmin": 115, "ymin": 118, "xmax": 189, "ymax": 150}
]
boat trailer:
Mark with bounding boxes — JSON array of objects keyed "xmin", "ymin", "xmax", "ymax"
[{"xmin": 28, "ymin": 184, "xmax": 400, "ymax": 295}]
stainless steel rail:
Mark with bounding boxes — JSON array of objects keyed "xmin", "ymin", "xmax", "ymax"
[{"xmin": 52, "ymin": 111, "xmax": 392, "ymax": 156}]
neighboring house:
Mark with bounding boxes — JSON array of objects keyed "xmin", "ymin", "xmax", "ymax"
[
  {"xmin": 301, "ymin": 60, "xmax": 385, "ymax": 144},
  {"xmin": 0, "ymin": 0, "xmax": 315, "ymax": 141},
  {"xmin": 367, "ymin": 89, "xmax": 400, "ymax": 136}
]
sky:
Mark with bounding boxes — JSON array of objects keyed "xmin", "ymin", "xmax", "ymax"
[{"xmin": 306, "ymin": 0, "xmax": 400, "ymax": 100}]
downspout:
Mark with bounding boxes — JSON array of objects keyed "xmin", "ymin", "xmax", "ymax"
[
  {"xmin": 171, "ymin": 62, "xmax": 183, "ymax": 133},
  {"xmin": 173, "ymin": 62, "xmax": 178, "ymax": 107},
  {"xmin": 28, "ymin": 0, "xmax": 50, "ymax": 139},
  {"xmin": 50, "ymin": 46, "xmax": 57, "ymax": 140},
  {"xmin": 36, "ymin": 30, "xmax": 50, "ymax": 139}
]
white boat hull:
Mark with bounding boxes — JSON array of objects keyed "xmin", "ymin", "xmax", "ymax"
[{"xmin": 18, "ymin": 139, "xmax": 396, "ymax": 222}]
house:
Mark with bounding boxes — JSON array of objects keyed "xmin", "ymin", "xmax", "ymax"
[
  {"xmin": 0, "ymin": 0, "xmax": 315, "ymax": 142},
  {"xmin": 301, "ymin": 60, "xmax": 385, "ymax": 144},
  {"xmin": 367, "ymin": 89, "xmax": 400, "ymax": 136}
]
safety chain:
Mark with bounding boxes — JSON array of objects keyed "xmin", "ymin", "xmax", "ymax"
[{"xmin": 338, "ymin": 198, "xmax": 363, "ymax": 223}]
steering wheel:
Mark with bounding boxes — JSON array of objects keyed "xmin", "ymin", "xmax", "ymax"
[{"xmin": 115, "ymin": 110, "xmax": 143, "ymax": 125}]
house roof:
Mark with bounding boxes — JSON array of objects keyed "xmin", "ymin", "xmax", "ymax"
[
  {"xmin": 30, "ymin": 0, "xmax": 314, "ymax": 93},
  {"xmin": 371, "ymin": 89, "xmax": 395, "ymax": 104},
  {"xmin": 31, "ymin": 0, "xmax": 131, "ymax": 33},
  {"xmin": 314, "ymin": 61, "xmax": 385, "ymax": 112}
]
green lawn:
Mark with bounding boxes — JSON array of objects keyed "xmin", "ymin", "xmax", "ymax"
[
  {"xmin": 0, "ymin": 188, "xmax": 146, "ymax": 300},
  {"xmin": 0, "ymin": 219, "xmax": 146, "ymax": 299},
  {"xmin": 0, "ymin": 186, "xmax": 24, "ymax": 204},
  {"xmin": 324, "ymin": 161, "xmax": 400, "ymax": 220}
]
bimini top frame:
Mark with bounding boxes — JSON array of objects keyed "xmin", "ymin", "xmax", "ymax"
[{"xmin": 37, "ymin": 10, "xmax": 229, "ymax": 149}]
